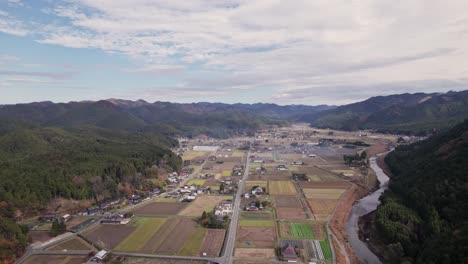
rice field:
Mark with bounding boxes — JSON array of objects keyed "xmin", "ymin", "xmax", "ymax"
[
  {"xmin": 222, "ymin": 170, "xmax": 232, "ymax": 177},
  {"xmin": 280, "ymin": 222, "xmax": 315, "ymax": 239},
  {"xmin": 268, "ymin": 181, "xmax": 297, "ymax": 195},
  {"xmin": 182, "ymin": 151, "xmax": 209, "ymax": 160},
  {"xmin": 179, "ymin": 228, "xmax": 207, "ymax": 256},
  {"xmin": 302, "ymin": 188, "xmax": 345, "ymax": 199},
  {"xmin": 187, "ymin": 179, "xmax": 206, "ymax": 186},
  {"xmin": 239, "ymin": 220, "xmax": 275, "ymax": 227},
  {"xmin": 114, "ymin": 217, "xmax": 167, "ymax": 252}
]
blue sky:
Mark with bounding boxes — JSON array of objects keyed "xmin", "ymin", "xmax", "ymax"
[{"xmin": 1, "ymin": 0, "xmax": 468, "ymax": 105}]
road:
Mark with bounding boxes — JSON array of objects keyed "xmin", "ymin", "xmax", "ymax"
[{"xmin": 222, "ymin": 145, "xmax": 251, "ymax": 264}]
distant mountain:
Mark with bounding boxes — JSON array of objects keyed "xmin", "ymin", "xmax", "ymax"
[
  {"xmin": 306, "ymin": 90, "xmax": 468, "ymax": 134},
  {"xmin": 369, "ymin": 119, "xmax": 468, "ymax": 263}
]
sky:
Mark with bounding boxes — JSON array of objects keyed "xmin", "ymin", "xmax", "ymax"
[{"xmin": 1, "ymin": 0, "xmax": 468, "ymax": 105}]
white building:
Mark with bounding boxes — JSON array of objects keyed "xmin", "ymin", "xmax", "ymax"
[{"xmin": 193, "ymin": 146, "xmax": 220, "ymax": 152}]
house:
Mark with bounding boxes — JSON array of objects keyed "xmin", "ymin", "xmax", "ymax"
[
  {"xmin": 244, "ymin": 193, "xmax": 250, "ymax": 198},
  {"xmin": 308, "ymin": 154, "xmax": 317, "ymax": 158},
  {"xmin": 245, "ymin": 205, "xmax": 259, "ymax": 211},
  {"xmin": 281, "ymin": 243, "xmax": 298, "ymax": 262},
  {"xmin": 214, "ymin": 201, "xmax": 233, "ymax": 217},
  {"xmin": 100, "ymin": 212, "xmax": 131, "ymax": 225},
  {"xmin": 291, "ymin": 161, "xmax": 304, "ymax": 165},
  {"xmin": 251, "ymin": 186, "xmax": 264, "ymax": 195},
  {"xmin": 61, "ymin": 214, "xmax": 72, "ymax": 222},
  {"xmin": 39, "ymin": 214, "xmax": 57, "ymax": 222}
]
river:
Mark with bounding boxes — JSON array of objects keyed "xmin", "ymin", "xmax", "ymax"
[{"xmin": 345, "ymin": 155, "xmax": 390, "ymax": 264}]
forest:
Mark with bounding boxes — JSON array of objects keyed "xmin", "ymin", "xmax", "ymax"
[{"xmin": 373, "ymin": 120, "xmax": 468, "ymax": 263}]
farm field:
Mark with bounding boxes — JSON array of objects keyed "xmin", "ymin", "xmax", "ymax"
[
  {"xmin": 153, "ymin": 219, "xmax": 198, "ymax": 255},
  {"xmin": 274, "ymin": 196, "xmax": 302, "ymax": 208},
  {"xmin": 114, "ymin": 217, "xmax": 166, "ymax": 252},
  {"xmin": 154, "ymin": 197, "xmax": 178, "ymax": 203},
  {"xmin": 299, "ymin": 181, "xmax": 350, "ymax": 189},
  {"xmin": 178, "ymin": 195, "xmax": 231, "ymax": 217},
  {"xmin": 179, "ymin": 228, "xmax": 207, "ymax": 256},
  {"xmin": 297, "ymin": 166, "xmax": 342, "ymax": 181},
  {"xmin": 134, "ymin": 202, "xmax": 187, "ymax": 216},
  {"xmin": 239, "ymin": 220, "xmax": 275, "ymax": 227},
  {"xmin": 237, "ymin": 226, "xmax": 276, "ymax": 248},
  {"xmin": 241, "ymin": 211, "xmax": 274, "ymax": 220},
  {"xmin": 200, "ymin": 229, "xmax": 226, "ymax": 257},
  {"xmin": 84, "ymin": 224, "xmax": 135, "ymax": 249},
  {"xmin": 279, "ymin": 222, "xmax": 315, "ymax": 239},
  {"xmin": 24, "ymin": 255, "xmax": 87, "ymax": 264},
  {"xmin": 234, "ymin": 248, "xmax": 276, "ymax": 258},
  {"xmin": 268, "ymin": 181, "xmax": 297, "ymax": 195},
  {"xmin": 302, "ymin": 188, "xmax": 346, "ymax": 199},
  {"xmin": 187, "ymin": 179, "xmax": 206, "ymax": 186},
  {"xmin": 182, "ymin": 151, "xmax": 209, "ymax": 160},
  {"xmin": 307, "ymin": 199, "xmax": 340, "ymax": 220},
  {"xmin": 46, "ymin": 237, "xmax": 91, "ymax": 251},
  {"xmin": 276, "ymin": 207, "xmax": 306, "ymax": 220}
]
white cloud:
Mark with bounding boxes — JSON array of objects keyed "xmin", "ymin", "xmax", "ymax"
[{"xmin": 3, "ymin": 0, "xmax": 468, "ymax": 104}]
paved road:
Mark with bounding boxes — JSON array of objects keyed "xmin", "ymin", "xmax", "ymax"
[{"xmin": 222, "ymin": 146, "xmax": 251, "ymax": 264}]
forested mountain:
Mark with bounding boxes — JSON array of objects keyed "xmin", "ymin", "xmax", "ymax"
[
  {"xmin": 372, "ymin": 120, "xmax": 468, "ymax": 263},
  {"xmin": 307, "ymin": 91, "xmax": 468, "ymax": 134}
]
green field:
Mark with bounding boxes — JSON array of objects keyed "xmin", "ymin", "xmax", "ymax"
[
  {"xmin": 154, "ymin": 197, "xmax": 178, "ymax": 203},
  {"xmin": 240, "ymin": 211, "xmax": 273, "ymax": 220},
  {"xmin": 281, "ymin": 223, "xmax": 315, "ymax": 239},
  {"xmin": 222, "ymin": 170, "xmax": 231, "ymax": 177},
  {"xmin": 320, "ymin": 240, "xmax": 332, "ymax": 260},
  {"xmin": 187, "ymin": 179, "xmax": 206, "ymax": 186},
  {"xmin": 182, "ymin": 151, "xmax": 208, "ymax": 160},
  {"xmin": 239, "ymin": 220, "xmax": 275, "ymax": 227},
  {"xmin": 179, "ymin": 228, "xmax": 207, "ymax": 256},
  {"xmin": 114, "ymin": 217, "xmax": 166, "ymax": 252}
]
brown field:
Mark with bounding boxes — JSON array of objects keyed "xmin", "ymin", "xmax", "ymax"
[
  {"xmin": 46, "ymin": 237, "xmax": 92, "ymax": 251},
  {"xmin": 268, "ymin": 181, "xmax": 297, "ymax": 195},
  {"xmin": 142, "ymin": 218, "xmax": 181, "ymax": 253},
  {"xmin": 28, "ymin": 230, "xmax": 52, "ymax": 243},
  {"xmin": 307, "ymin": 199, "xmax": 340, "ymax": 220},
  {"xmin": 178, "ymin": 195, "xmax": 231, "ymax": 217},
  {"xmin": 276, "ymin": 207, "xmax": 307, "ymax": 220},
  {"xmin": 237, "ymin": 227, "xmax": 276, "ymax": 248},
  {"xmin": 299, "ymin": 181, "xmax": 350, "ymax": 189},
  {"xmin": 302, "ymin": 188, "xmax": 346, "ymax": 199},
  {"xmin": 84, "ymin": 224, "xmax": 135, "ymax": 249},
  {"xmin": 154, "ymin": 219, "xmax": 198, "ymax": 255},
  {"xmin": 24, "ymin": 256, "xmax": 87, "ymax": 264},
  {"xmin": 65, "ymin": 216, "xmax": 90, "ymax": 228},
  {"xmin": 274, "ymin": 196, "xmax": 302, "ymax": 208},
  {"xmin": 199, "ymin": 229, "xmax": 226, "ymax": 257},
  {"xmin": 297, "ymin": 166, "xmax": 342, "ymax": 181},
  {"xmin": 203, "ymin": 178, "xmax": 219, "ymax": 187},
  {"xmin": 134, "ymin": 202, "xmax": 187, "ymax": 216},
  {"xmin": 234, "ymin": 248, "xmax": 276, "ymax": 258}
]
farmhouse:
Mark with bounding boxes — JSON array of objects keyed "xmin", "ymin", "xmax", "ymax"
[
  {"xmin": 276, "ymin": 164, "xmax": 288, "ymax": 170},
  {"xmin": 281, "ymin": 243, "xmax": 298, "ymax": 262},
  {"xmin": 214, "ymin": 201, "xmax": 233, "ymax": 217},
  {"xmin": 100, "ymin": 212, "xmax": 132, "ymax": 224},
  {"xmin": 251, "ymin": 186, "xmax": 264, "ymax": 195}
]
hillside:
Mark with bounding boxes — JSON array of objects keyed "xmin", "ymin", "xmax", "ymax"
[
  {"xmin": 307, "ymin": 91, "xmax": 468, "ymax": 134},
  {"xmin": 369, "ymin": 120, "xmax": 468, "ymax": 263}
]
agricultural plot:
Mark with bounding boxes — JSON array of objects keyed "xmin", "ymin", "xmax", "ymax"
[
  {"xmin": 234, "ymin": 248, "xmax": 276, "ymax": 259},
  {"xmin": 246, "ymin": 181, "xmax": 268, "ymax": 188},
  {"xmin": 299, "ymin": 181, "xmax": 350, "ymax": 189},
  {"xmin": 134, "ymin": 202, "xmax": 186, "ymax": 216},
  {"xmin": 24, "ymin": 256, "xmax": 87, "ymax": 264},
  {"xmin": 268, "ymin": 181, "xmax": 297, "ymax": 195},
  {"xmin": 154, "ymin": 197, "xmax": 178, "ymax": 203},
  {"xmin": 178, "ymin": 195, "xmax": 232, "ymax": 217},
  {"xmin": 200, "ymin": 229, "xmax": 226, "ymax": 257},
  {"xmin": 302, "ymin": 188, "xmax": 346, "ymax": 199},
  {"xmin": 274, "ymin": 196, "xmax": 302, "ymax": 208},
  {"xmin": 179, "ymin": 228, "xmax": 208, "ymax": 256},
  {"xmin": 182, "ymin": 151, "xmax": 209, "ymax": 160},
  {"xmin": 46, "ymin": 237, "xmax": 92, "ymax": 251},
  {"xmin": 237, "ymin": 226, "xmax": 277, "ymax": 248},
  {"xmin": 239, "ymin": 220, "xmax": 275, "ymax": 227},
  {"xmin": 307, "ymin": 199, "xmax": 340, "ymax": 220},
  {"xmin": 297, "ymin": 166, "xmax": 342, "ymax": 181},
  {"xmin": 154, "ymin": 219, "xmax": 198, "ymax": 255},
  {"xmin": 276, "ymin": 208, "xmax": 306, "ymax": 220},
  {"xmin": 84, "ymin": 224, "xmax": 135, "ymax": 249},
  {"xmin": 114, "ymin": 217, "xmax": 166, "ymax": 252},
  {"xmin": 279, "ymin": 222, "xmax": 315, "ymax": 239},
  {"xmin": 241, "ymin": 211, "xmax": 274, "ymax": 220},
  {"xmin": 187, "ymin": 179, "xmax": 206, "ymax": 186}
]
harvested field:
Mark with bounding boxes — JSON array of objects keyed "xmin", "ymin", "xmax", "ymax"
[
  {"xmin": 134, "ymin": 202, "xmax": 186, "ymax": 216},
  {"xmin": 142, "ymin": 218, "xmax": 181, "ymax": 253},
  {"xmin": 65, "ymin": 216, "xmax": 90, "ymax": 229},
  {"xmin": 46, "ymin": 237, "xmax": 91, "ymax": 251},
  {"xmin": 182, "ymin": 151, "xmax": 209, "ymax": 160},
  {"xmin": 154, "ymin": 197, "xmax": 178, "ymax": 203},
  {"xmin": 237, "ymin": 227, "xmax": 276, "ymax": 248},
  {"xmin": 279, "ymin": 222, "xmax": 315, "ymax": 239},
  {"xmin": 332, "ymin": 169, "xmax": 355, "ymax": 175},
  {"xmin": 241, "ymin": 211, "xmax": 274, "ymax": 220},
  {"xmin": 154, "ymin": 219, "xmax": 198, "ymax": 255},
  {"xmin": 222, "ymin": 170, "xmax": 231, "ymax": 176},
  {"xmin": 24, "ymin": 256, "xmax": 87, "ymax": 264},
  {"xmin": 84, "ymin": 224, "xmax": 135, "ymax": 249},
  {"xmin": 202, "ymin": 178, "xmax": 218, "ymax": 187},
  {"xmin": 274, "ymin": 196, "xmax": 302, "ymax": 208},
  {"xmin": 187, "ymin": 179, "xmax": 206, "ymax": 186},
  {"xmin": 199, "ymin": 229, "xmax": 225, "ymax": 257},
  {"xmin": 239, "ymin": 220, "xmax": 274, "ymax": 227},
  {"xmin": 178, "ymin": 195, "xmax": 231, "ymax": 217},
  {"xmin": 299, "ymin": 181, "xmax": 350, "ymax": 189},
  {"xmin": 268, "ymin": 181, "xmax": 297, "ymax": 195},
  {"xmin": 307, "ymin": 199, "xmax": 339, "ymax": 220},
  {"xmin": 232, "ymin": 151, "xmax": 246, "ymax": 157},
  {"xmin": 298, "ymin": 166, "xmax": 342, "ymax": 181},
  {"xmin": 28, "ymin": 231, "xmax": 52, "ymax": 243},
  {"xmin": 245, "ymin": 181, "xmax": 268, "ymax": 188},
  {"xmin": 234, "ymin": 248, "xmax": 276, "ymax": 258},
  {"xmin": 303, "ymin": 188, "xmax": 346, "ymax": 199},
  {"xmin": 114, "ymin": 217, "xmax": 167, "ymax": 252},
  {"xmin": 276, "ymin": 207, "xmax": 306, "ymax": 220},
  {"xmin": 179, "ymin": 228, "xmax": 207, "ymax": 256}
]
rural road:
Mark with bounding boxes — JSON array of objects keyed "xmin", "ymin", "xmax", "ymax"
[{"xmin": 222, "ymin": 145, "xmax": 251, "ymax": 264}]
